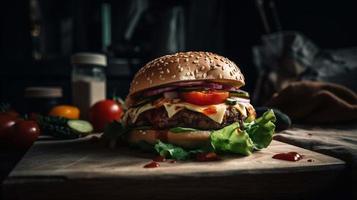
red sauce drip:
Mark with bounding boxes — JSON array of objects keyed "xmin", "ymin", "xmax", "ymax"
[
  {"xmin": 169, "ymin": 160, "xmax": 177, "ymax": 163},
  {"xmin": 157, "ymin": 131, "xmax": 168, "ymax": 142},
  {"xmin": 144, "ymin": 161, "xmax": 160, "ymax": 168},
  {"xmin": 272, "ymin": 152, "xmax": 303, "ymax": 162},
  {"xmin": 196, "ymin": 152, "xmax": 220, "ymax": 162},
  {"xmin": 153, "ymin": 155, "xmax": 166, "ymax": 162},
  {"xmin": 203, "ymin": 106, "xmax": 217, "ymax": 115}
]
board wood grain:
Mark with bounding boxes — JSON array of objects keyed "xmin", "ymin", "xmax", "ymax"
[{"xmin": 2, "ymin": 136, "xmax": 345, "ymax": 200}]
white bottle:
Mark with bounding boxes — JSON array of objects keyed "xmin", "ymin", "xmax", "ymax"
[{"xmin": 71, "ymin": 53, "xmax": 107, "ymax": 119}]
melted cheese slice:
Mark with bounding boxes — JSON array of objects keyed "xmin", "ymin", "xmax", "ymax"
[{"xmin": 125, "ymin": 99, "xmax": 250, "ymax": 124}]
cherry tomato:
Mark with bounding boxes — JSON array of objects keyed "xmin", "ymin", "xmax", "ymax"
[
  {"xmin": 89, "ymin": 100, "xmax": 123, "ymax": 132},
  {"xmin": 180, "ymin": 91, "xmax": 229, "ymax": 106},
  {"xmin": 10, "ymin": 120, "xmax": 40, "ymax": 149},
  {"xmin": 0, "ymin": 114, "xmax": 18, "ymax": 139},
  {"xmin": 49, "ymin": 105, "xmax": 80, "ymax": 119}
]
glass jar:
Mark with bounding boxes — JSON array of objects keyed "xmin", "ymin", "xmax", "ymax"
[
  {"xmin": 71, "ymin": 53, "xmax": 107, "ymax": 119},
  {"xmin": 24, "ymin": 87, "xmax": 63, "ymax": 115}
]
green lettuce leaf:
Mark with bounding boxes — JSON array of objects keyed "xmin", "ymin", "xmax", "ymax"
[
  {"xmin": 210, "ymin": 123, "xmax": 254, "ymax": 155},
  {"xmin": 210, "ymin": 110, "xmax": 276, "ymax": 155},
  {"xmin": 154, "ymin": 140, "xmax": 190, "ymax": 160},
  {"xmin": 169, "ymin": 127, "xmax": 200, "ymax": 133},
  {"xmin": 245, "ymin": 109, "xmax": 276, "ymax": 149},
  {"xmin": 154, "ymin": 140, "xmax": 207, "ymax": 160}
]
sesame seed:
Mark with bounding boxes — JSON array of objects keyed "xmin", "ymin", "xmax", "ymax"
[
  {"xmin": 166, "ymin": 69, "xmax": 170, "ymax": 73},
  {"xmin": 196, "ymin": 56, "xmax": 200, "ymax": 59},
  {"xmin": 203, "ymin": 73, "xmax": 207, "ymax": 78},
  {"xmin": 200, "ymin": 66, "xmax": 205, "ymax": 70},
  {"xmin": 185, "ymin": 58, "xmax": 189, "ymax": 62},
  {"xmin": 171, "ymin": 75, "xmax": 176, "ymax": 78},
  {"xmin": 190, "ymin": 54, "xmax": 194, "ymax": 57},
  {"xmin": 160, "ymin": 71, "xmax": 164, "ymax": 74},
  {"xmin": 219, "ymin": 74, "xmax": 223, "ymax": 79},
  {"xmin": 179, "ymin": 68, "xmax": 183, "ymax": 72},
  {"xmin": 193, "ymin": 60, "xmax": 199, "ymax": 64},
  {"xmin": 186, "ymin": 72, "xmax": 190, "ymax": 76}
]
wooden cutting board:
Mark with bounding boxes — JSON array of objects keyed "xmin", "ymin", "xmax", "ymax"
[{"xmin": 2, "ymin": 136, "xmax": 345, "ymax": 200}]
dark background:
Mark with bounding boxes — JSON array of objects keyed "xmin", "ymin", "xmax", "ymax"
[{"xmin": 1, "ymin": 0, "xmax": 357, "ymax": 112}]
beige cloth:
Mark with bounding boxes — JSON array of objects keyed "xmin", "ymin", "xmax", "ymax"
[{"xmin": 266, "ymin": 81, "xmax": 357, "ymax": 123}]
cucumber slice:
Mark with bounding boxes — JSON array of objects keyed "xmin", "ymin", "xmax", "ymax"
[
  {"xmin": 229, "ymin": 90, "xmax": 249, "ymax": 98},
  {"xmin": 67, "ymin": 120, "xmax": 93, "ymax": 135}
]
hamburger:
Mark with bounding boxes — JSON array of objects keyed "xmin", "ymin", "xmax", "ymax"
[{"xmin": 104, "ymin": 51, "xmax": 276, "ymax": 160}]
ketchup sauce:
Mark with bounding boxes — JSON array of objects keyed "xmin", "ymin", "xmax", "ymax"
[
  {"xmin": 196, "ymin": 152, "xmax": 220, "ymax": 162},
  {"xmin": 144, "ymin": 161, "xmax": 160, "ymax": 168},
  {"xmin": 203, "ymin": 106, "xmax": 217, "ymax": 115},
  {"xmin": 272, "ymin": 152, "xmax": 303, "ymax": 161}
]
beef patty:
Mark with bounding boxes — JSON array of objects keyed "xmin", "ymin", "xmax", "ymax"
[{"xmin": 127, "ymin": 106, "xmax": 243, "ymax": 130}]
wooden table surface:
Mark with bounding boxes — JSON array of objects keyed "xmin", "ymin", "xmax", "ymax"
[{"xmin": 2, "ymin": 136, "xmax": 345, "ymax": 200}]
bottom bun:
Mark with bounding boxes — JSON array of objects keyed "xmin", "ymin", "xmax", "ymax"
[{"xmin": 128, "ymin": 129, "xmax": 211, "ymax": 149}]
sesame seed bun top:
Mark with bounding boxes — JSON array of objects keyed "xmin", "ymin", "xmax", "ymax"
[{"xmin": 128, "ymin": 51, "xmax": 245, "ymax": 97}]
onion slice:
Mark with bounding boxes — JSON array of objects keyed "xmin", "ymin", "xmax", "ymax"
[
  {"xmin": 235, "ymin": 97, "xmax": 250, "ymax": 103},
  {"xmin": 142, "ymin": 86, "xmax": 177, "ymax": 97},
  {"xmin": 163, "ymin": 91, "xmax": 178, "ymax": 99}
]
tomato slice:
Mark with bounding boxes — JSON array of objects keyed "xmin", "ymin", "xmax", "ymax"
[{"xmin": 180, "ymin": 90, "xmax": 229, "ymax": 106}]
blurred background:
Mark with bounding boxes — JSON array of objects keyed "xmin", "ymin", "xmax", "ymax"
[
  {"xmin": 1, "ymin": 1, "xmax": 357, "ymax": 197},
  {"xmin": 1, "ymin": 0, "xmax": 357, "ymax": 112}
]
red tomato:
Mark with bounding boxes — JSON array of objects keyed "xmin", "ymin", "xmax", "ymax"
[
  {"xmin": 0, "ymin": 114, "xmax": 18, "ymax": 139},
  {"xmin": 10, "ymin": 120, "xmax": 40, "ymax": 149},
  {"xmin": 180, "ymin": 91, "xmax": 229, "ymax": 106},
  {"xmin": 89, "ymin": 100, "xmax": 123, "ymax": 132}
]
